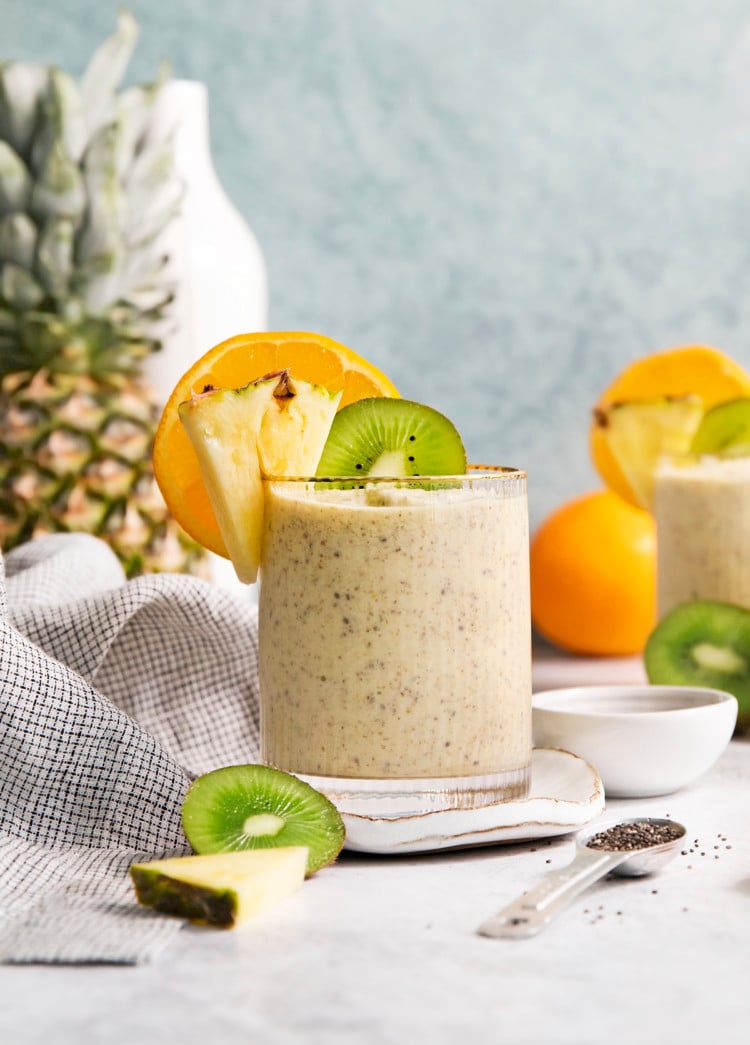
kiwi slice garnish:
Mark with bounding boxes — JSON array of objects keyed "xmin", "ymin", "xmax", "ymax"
[
  {"xmin": 316, "ymin": 397, "xmax": 466, "ymax": 478},
  {"xmin": 181, "ymin": 764, "xmax": 346, "ymax": 875},
  {"xmin": 644, "ymin": 600, "xmax": 749, "ymax": 729},
  {"xmin": 690, "ymin": 398, "xmax": 750, "ymax": 458}
]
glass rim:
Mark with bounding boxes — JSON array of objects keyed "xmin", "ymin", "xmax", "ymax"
[{"xmin": 262, "ymin": 464, "xmax": 527, "ymax": 483}]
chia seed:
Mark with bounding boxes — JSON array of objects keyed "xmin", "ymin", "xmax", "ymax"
[{"xmin": 586, "ymin": 820, "xmax": 684, "ymax": 852}]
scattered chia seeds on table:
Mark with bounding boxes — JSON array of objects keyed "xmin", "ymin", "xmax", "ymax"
[{"xmin": 586, "ymin": 821, "xmax": 684, "ymax": 852}]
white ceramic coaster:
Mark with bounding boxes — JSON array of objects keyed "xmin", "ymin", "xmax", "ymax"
[{"xmin": 341, "ymin": 748, "xmax": 604, "ymax": 855}]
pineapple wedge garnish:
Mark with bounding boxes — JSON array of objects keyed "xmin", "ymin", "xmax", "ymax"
[
  {"xmin": 130, "ymin": 846, "xmax": 308, "ymax": 927},
  {"xmin": 257, "ymin": 370, "xmax": 343, "ymax": 476},
  {"xmin": 593, "ymin": 396, "xmax": 704, "ymax": 510},
  {"xmin": 178, "ymin": 371, "xmax": 341, "ymax": 583}
]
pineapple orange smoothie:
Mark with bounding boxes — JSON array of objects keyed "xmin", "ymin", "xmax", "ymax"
[
  {"xmin": 654, "ymin": 456, "xmax": 750, "ymax": 616},
  {"xmin": 258, "ymin": 470, "xmax": 531, "ymax": 804}
]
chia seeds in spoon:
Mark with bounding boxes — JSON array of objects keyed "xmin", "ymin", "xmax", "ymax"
[{"xmin": 586, "ymin": 820, "xmax": 684, "ymax": 852}]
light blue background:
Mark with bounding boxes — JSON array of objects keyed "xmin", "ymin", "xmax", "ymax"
[{"xmin": 5, "ymin": 0, "xmax": 750, "ymax": 527}]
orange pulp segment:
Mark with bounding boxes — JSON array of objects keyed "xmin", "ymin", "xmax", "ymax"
[{"xmin": 153, "ymin": 331, "xmax": 399, "ymax": 558}]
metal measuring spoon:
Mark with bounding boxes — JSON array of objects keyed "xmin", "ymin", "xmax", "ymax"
[{"xmin": 477, "ymin": 817, "xmax": 687, "ymax": 939}]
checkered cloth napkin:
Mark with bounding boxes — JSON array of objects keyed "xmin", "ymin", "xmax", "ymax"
[{"xmin": 0, "ymin": 533, "xmax": 261, "ymax": 965}]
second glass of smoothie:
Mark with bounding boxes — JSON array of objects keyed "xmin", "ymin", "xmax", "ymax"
[
  {"xmin": 654, "ymin": 455, "xmax": 750, "ymax": 616},
  {"xmin": 258, "ymin": 467, "xmax": 531, "ymax": 812}
]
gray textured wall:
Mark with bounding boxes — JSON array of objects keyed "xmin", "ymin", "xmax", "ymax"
[{"xmin": 5, "ymin": 0, "xmax": 750, "ymax": 527}]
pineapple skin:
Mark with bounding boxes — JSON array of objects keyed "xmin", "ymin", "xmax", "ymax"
[
  {"xmin": 131, "ymin": 867, "xmax": 239, "ymax": 927},
  {"xmin": 0, "ymin": 366, "xmax": 206, "ymax": 578},
  {"xmin": 130, "ymin": 847, "xmax": 309, "ymax": 927}
]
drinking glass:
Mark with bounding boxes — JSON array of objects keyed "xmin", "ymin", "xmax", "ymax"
[{"xmin": 258, "ymin": 466, "xmax": 531, "ymax": 813}]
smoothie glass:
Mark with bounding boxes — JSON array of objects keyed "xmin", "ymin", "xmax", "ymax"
[
  {"xmin": 654, "ymin": 456, "xmax": 750, "ymax": 616},
  {"xmin": 258, "ymin": 466, "xmax": 532, "ymax": 813}
]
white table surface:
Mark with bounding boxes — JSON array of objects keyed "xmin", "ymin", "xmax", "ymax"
[{"xmin": 3, "ymin": 654, "xmax": 748, "ymax": 1045}]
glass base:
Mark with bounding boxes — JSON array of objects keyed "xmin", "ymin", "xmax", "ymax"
[{"xmin": 297, "ymin": 764, "xmax": 531, "ymax": 817}]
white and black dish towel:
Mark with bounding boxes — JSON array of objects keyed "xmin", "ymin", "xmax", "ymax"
[{"xmin": 0, "ymin": 533, "xmax": 261, "ymax": 964}]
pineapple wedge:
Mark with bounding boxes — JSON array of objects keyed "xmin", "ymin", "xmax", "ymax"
[
  {"xmin": 593, "ymin": 396, "xmax": 705, "ymax": 510},
  {"xmin": 179, "ymin": 370, "xmax": 341, "ymax": 583},
  {"xmin": 130, "ymin": 846, "xmax": 308, "ymax": 927},
  {"xmin": 179, "ymin": 376, "xmax": 276, "ymax": 583},
  {"xmin": 257, "ymin": 370, "xmax": 343, "ymax": 476}
]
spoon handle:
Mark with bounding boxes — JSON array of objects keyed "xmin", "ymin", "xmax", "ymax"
[{"xmin": 477, "ymin": 847, "xmax": 625, "ymax": 938}]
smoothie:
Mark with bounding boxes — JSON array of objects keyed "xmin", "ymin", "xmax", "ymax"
[
  {"xmin": 258, "ymin": 471, "xmax": 531, "ymax": 800},
  {"xmin": 654, "ymin": 456, "xmax": 750, "ymax": 616}
]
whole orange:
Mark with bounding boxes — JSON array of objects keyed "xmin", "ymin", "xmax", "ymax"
[{"xmin": 530, "ymin": 489, "xmax": 656, "ymax": 656}]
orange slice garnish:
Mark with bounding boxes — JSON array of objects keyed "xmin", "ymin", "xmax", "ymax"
[{"xmin": 153, "ymin": 331, "xmax": 399, "ymax": 557}]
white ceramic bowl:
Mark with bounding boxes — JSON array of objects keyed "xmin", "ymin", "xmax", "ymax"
[{"xmin": 532, "ymin": 685, "xmax": 738, "ymax": 798}]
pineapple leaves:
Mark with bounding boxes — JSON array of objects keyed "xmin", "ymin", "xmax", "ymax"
[
  {"xmin": 36, "ymin": 217, "xmax": 74, "ymax": 298},
  {"xmin": 80, "ymin": 9, "xmax": 139, "ymax": 140},
  {"xmin": 0, "ymin": 63, "xmax": 49, "ymax": 160},
  {"xmin": 29, "ymin": 141, "xmax": 86, "ymax": 222},
  {"xmin": 0, "ymin": 10, "xmax": 181, "ymax": 366},
  {"xmin": 1, "ymin": 263, "xmax": 44, "ymax": 310},
  {"xmin": 31, "ymin": 69, "xmax": 86, "ymax": 171},
  {"xmin": 0, "ymin": 214, "xmax": 36, "ymax": 269},
  {"xmin": 114, "ymin": 63, "xmax": 170, "ymax": 180},
  {"xmin": 125, "ymin": 140, "xmax": 183, "ymax": 247},
  {"xmin": 0, "ymin": 142, "xmax": 32, "ymax": 215},
  {"xmin": 77, "ymin": 123, "xmax": 123, "ymax": 278}
]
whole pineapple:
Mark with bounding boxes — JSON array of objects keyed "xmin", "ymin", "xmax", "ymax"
[{"xmin": 0, "ymin": 11, "xmax": 205, "ymax": 577}]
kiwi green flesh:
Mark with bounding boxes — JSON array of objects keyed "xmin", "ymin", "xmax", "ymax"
[
  {"xmin": 316, "ymin": 398, "xmax": 466, "ymax": 478},
  {"xmin": 181, "ymin": 764, "xmax": 345, "ymax": 875},
  {"xmin": 690, "ymin": 398, "xmax": 750, "ymax": 457},
  {"xmin": 644, "ymin": 600, "xmax": 750, "ymax": 728}
]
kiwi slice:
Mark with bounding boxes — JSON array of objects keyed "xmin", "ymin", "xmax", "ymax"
[
  {"xmin": 644, "ymin": 600, "xmax": 749, "ymax": 728},
  {"xmin": 181, "ymin": 764, "xmax": 345, "ymax": 875},
  {"xmin": 690, "ymin": 398, "xmax": 750, "ymax": 458},
  {"xmin": 315, "ymin": 397, "xmax": 466, "ymax": 477}
]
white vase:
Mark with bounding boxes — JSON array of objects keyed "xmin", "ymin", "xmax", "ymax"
[{"xmin": 146, "ymin": 79, "xmax": 269, "ymax": 594}]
